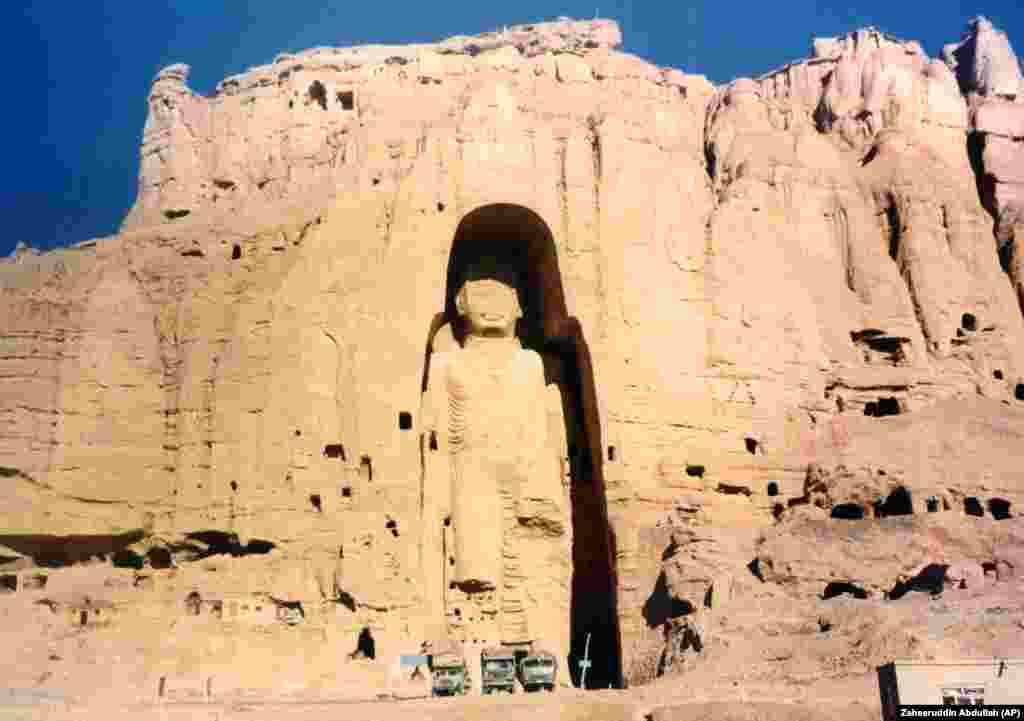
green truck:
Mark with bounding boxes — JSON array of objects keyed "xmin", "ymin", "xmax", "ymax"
[
  {"xmin": 431, "ymin": 650, "xmax": 470, "ymax": 697},
  {"xmin": 480, "ymin": 647, "xmax": 517, "ymax": 694},
  {"xmin": 518, "ymin": 649, "xmax": 558, "ymax": 692}
]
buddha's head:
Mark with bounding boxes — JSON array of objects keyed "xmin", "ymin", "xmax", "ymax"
[{"xmin": 455, "ymin": 261, "xmax": 522, "ymax": 338}]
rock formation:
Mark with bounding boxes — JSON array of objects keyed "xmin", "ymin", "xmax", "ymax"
[{"xmin": 1, "ymin": 14, "xmax": 1023, "ymax": 712}]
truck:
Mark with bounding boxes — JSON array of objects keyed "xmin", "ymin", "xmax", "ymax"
[
  {"xmin": 480, "ymin": 647, "xmax": 517, "ymax": 695},
  {"xmin": 518, "ymin": 649, "xmax": 558, "ymax": 692},
  {"xmin": 431, "ymin": 650, "xmax": 470, "ymax": 697}
]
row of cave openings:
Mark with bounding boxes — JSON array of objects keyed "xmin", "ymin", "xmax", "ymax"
[
  {"xmin": 825, "ymin": 486, "xmax": 1013, "ymax": 521},
  {"xmin": 821, "ymin": 555, "xmax": 1011, "ymax": 605}
]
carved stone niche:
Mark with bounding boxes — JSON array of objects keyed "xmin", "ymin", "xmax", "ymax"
[{"xmin": 417, "ymin": 203, "xmax": 621, "ymax": 687}]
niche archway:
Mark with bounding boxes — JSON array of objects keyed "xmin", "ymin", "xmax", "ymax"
[{"xmin": 421, "ymin": 203, "xmax": 622, "ymax": 688}]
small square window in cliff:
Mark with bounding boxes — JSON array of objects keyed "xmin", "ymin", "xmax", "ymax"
[
  {"xmin": 961, "ymin": 313, "xmax": 977, "ymax": 332},
  {"xmin": 399, "ymin": 412, "xmax": 412, "ymax": 431},
  {"xmin": 386, "ymin": 519, "xmax": 399, "ymax": 538},
  {"xmin": 1015, "ymin": 383, "xmax": 1024, "ymax": 401},
  {"xmin": 926, "ymin": 497, "xmax": 939, "ymax": 513},
  {"xmin": 231, "ymin": 244, "xmax": 241, "ymax": 260},
  {"xmin": 607, "ymin": 446, "xmax": 616, "ymax": 462},
  {"xmin": 988, "ymin": 498, "xmax": 1011, "ymax": 520},
  {"xmin": 994, "ymin": 370, "xmax": 1004, "ymax": 380},
  {"xmin": 308, "ymin": 80, "xmax": 327, "ymax": 110},
  {"xmin": 310, "ymin": 494, "xmax": 322, "ymax": 512},
  {"xmin": 767, "ymin": 482, "xmax": 778, "ymax": 497},
  {"xmin": 360, "ymin": 456, "xmax": 373, "ymax": 483},
  {"xmin": 685, "ymin": 464, "xmax": 705, "ymax": 478},
  {"xmin": 341, "ymin": 486, "xmax": 352, "ymax": 498},
  {"xmin": 745, "ymin": 437, "xmax": 758, "ymax": 454},
  {"xmin": 324, "ymin": 444, "xmax": 346, "ymax": 460},
  {"xmin": 964, "ymin": 497, "xmax": 985, "ymax": 517},
  {"xmin": 428, "ymin": 431, "xmax": 438, "ymax": 452},
  {"xmin": 880, "ymin": 486, "xmax": 913, "ymax": 516},
  {"xmin": 337, "ymin": 91, "xmax": 354, "ymax": 111},
  {"xmin": 866, "ymin": 397, "xmax": 900, "ymax": 417}
]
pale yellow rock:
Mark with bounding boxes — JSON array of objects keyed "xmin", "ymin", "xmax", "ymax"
[{"xmin": 2, "ymin": 15, "xmax": 1024, "ymax": 708}]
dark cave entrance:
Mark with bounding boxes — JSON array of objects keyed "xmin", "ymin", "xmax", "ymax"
[{"xmin": 425, "ymin": 203, "xmax": 622, "ymax": 689}]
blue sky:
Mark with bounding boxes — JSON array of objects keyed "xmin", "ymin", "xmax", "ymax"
[{"xmin": 3, "ymin": 1, "xmax": 1021, "ymax": 257}]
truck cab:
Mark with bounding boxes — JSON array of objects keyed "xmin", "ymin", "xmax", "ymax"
[
  {"xmin": 518, "ymin": 650, "xmax": 558, "ymax": 692},
  {"xmin": 480, "ymin": 647, "xmax": 517, "ymax": 695},
  {"xmin": 431, "ymin": 653, "xmax": 469, "ymax": 697}
]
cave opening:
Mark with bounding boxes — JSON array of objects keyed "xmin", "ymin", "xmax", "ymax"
[
  {"xmin": 988, "ymin": 498, "xmax": 1011, "ymax": 520},
  {"xmin": 831, "ymin": 503, "xmax": 865, "ymax": 520},
  {"xmin": 424, "ymin": 203, "xmax": 622, "ymax": 689},
  {"xmin": 355, "ymin": 626, "xmax": 376, "ymax": 659},
  {"xmin": 964, "ymin": 497, "xmax": 985, "ymax": 517},
  {"xmin": 880, "ymin": 486, "xmax": 913, "ymax": 517},
  {"xmin": 146, "ymin": 547, "xmax": 173, "ymax": 570},
  {"xmin": 323, "ymin": 443, "xmax": 346, "ymax": 460},
  {"xmin": 112, "ymin": 548, "xmax": 144, "ymax": 570},
  {"xmin": 961, "ymin": 313, "xmax": 977, "ymax": 332},
  {"xmin": 865, "ymin": 397, "xmax": 901, "ymax": 417},
  {"xmin": 308, "ymin": 80, "xmax": 327, "ymax": 110},
  {"xmin": 185, "ymin": 591, "xmax": 202, "ymax": 616},
  {"xmin": 822, "ymin": 581, "xmax": 868, "ymax": 600}
]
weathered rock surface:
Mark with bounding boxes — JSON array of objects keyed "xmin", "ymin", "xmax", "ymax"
[{"xmin": 2, "ymin": 14, "xmax": 1024, "ymax": 713}]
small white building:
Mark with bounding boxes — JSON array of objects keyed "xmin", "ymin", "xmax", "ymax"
[{"xmin": 878, "ymin": 659, "xmax": 1024, "ymax": 719}]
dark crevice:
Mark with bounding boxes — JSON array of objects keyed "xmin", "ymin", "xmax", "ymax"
[
  {"xmin": 831, "ymin": 503, "xmax": 865, "ymax": 520},
  {"xmin": 0, "ymin": 530, "xmax": 145, "ymax": 568},
  {"xmin": 884, "ymin": 204, "xmax": 901, "ymax": 263},
  {"xmin": 823, "ymin": 581, "xmax": 868, "ymax": 600},
  {"xmin": 642, "ymin": 571, "xmax": 694, "ymax": 627},
  {"xmin": 888, "ymin": 564, "xmax": 947, "ymax": 599},
  {"xmin": 175, "ymin": 531, "xmax": 276, "ymax": 560},
  {"xmin": 747, "ymin": 558, "xmax": 765, "ymax": 582}
]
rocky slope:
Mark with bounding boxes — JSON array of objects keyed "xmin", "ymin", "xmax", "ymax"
[{"xmin": 1, "ymin": 14, "xmax": 1023, "ymax": 713}]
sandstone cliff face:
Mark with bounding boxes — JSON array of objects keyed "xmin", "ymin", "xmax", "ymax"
[{"xmin": 1, "ymin": 16, "xmax": 1023, "ymax": 703}]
